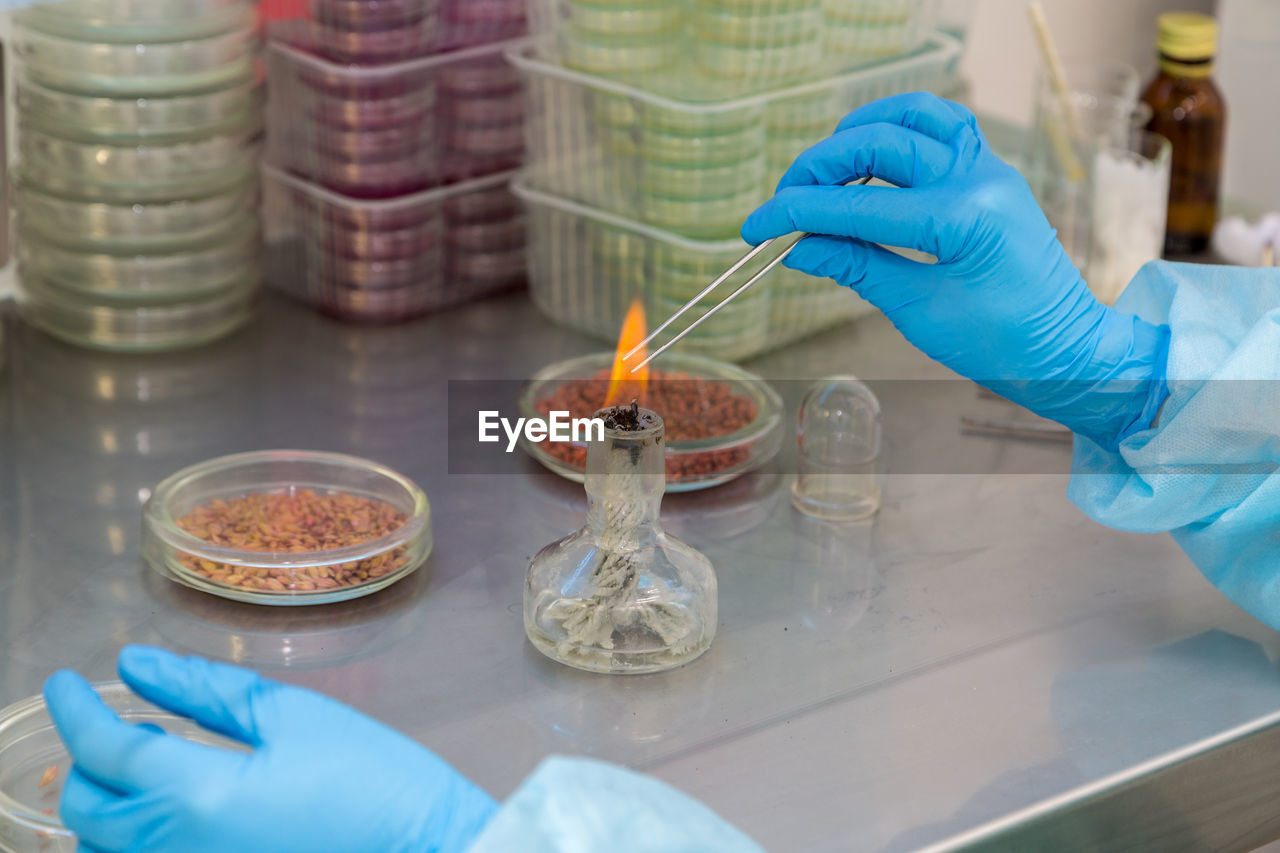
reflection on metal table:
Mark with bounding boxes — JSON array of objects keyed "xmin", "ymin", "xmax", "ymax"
[{"xmin": 2, "ymin": 294, "xmax": 1279, "ymax": 853}]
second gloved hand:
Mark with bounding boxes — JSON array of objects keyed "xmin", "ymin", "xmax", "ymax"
[
  {"xmin": 742, "ymin": 92, "xmax": 1169, "ymax": 451},
  {"xmin": 44, "ymin": 646, "xmax": 496, "ymax": 853}
]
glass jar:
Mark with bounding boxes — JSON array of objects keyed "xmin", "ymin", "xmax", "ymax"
[
  {"xmin": 1141, "ymin": 12, "xmax": 1227, "ymax": 255},
  {"xmin": 524, "ymin": 405, "xmax": 718, "ymax": 674}
]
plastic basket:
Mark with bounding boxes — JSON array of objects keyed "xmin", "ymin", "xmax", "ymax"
[
  {"xmin": 527, "ymin": 0, "xmax": 940, "ymax": 93},
  {"xmin": 514, "ymin": 179, "xmax": 873, "ymax": 362},
  {"xmin": 508, "ymin": 31, "xmax": 960, "ymax": 239},
  {"xmin": 266, "ymin": 30, "xmax": 529, "ymax": 197},
  {"xmin": 263, "ymin": 165, "xmax": 526, "ymax": 322}
]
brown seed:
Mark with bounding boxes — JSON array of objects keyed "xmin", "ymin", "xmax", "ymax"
[
  {"xmin": 174, "ymin": 490, "xmax": 410, "ymax": 594},
  {"xmin": 536, "ymin": 369, "xmax": 757, "ymax": 482},
  {"xmin": 38, "ymin": 766, "xmax": 58, "ymax": 788}
]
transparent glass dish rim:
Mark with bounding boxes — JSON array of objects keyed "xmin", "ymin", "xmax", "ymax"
[
  {"xmin": 518, "ymin": 351, "xmax": 785, "ymax": 489},
  {"xmin": 0, "ymin": 691, "xmax": 70, "ymax": 840},
  {"xmin": 0, "ymin": 681, "xmax": 241, "ymax": 842},
  {"xmin": 143, "ymin": 450, "xmax": 431, "ymax": 584},
  {"xmin": 505, "ymin": 30, "xmax": 961, "ymax": 112}
]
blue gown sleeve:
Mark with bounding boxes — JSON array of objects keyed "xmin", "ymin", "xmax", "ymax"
[
  {"xmin": 1069, "ymin": 261, "xmax": 1280, "ymax": 628},
  {"xmin": 466, "ymin": 756, "xmax": 766, "ymax": 853}
]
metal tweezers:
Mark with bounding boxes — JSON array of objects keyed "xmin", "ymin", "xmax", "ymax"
[{"xmin": 626, "ymin": 175, "xmax": 875, "ymax": 371}]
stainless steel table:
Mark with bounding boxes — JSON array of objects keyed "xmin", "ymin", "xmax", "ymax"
[{"xmin": 3, "ymin": 295, "xmax": 1280, "ymax": 853}]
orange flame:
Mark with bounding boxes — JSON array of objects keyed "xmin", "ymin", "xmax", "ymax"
[{"xmin": 606, "ymin": 298, "xmax": 649, "ymax": 406}]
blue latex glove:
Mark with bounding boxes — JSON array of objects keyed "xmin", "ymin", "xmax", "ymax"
[
  {"xmin": 43, "ymin": 646, "xmax": 496, "ymax": 853},
  {"xmin": 742, "ymin": 92, "xmax": 1169, "ymax": 451}
]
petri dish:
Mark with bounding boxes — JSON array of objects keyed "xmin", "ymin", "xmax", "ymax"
[
  {"xmin": 446, "ymin": 246, "xmax": 527, "ymax": 285},
  {"xmin": 824, "ymin": 22, "xmax": 915, "ymax": 62},
  {"xmin": 562, "ymin": 0, "xmax": 685, "ymax": 35},
  {"xmin": 519, "ymin": 352, "xmax": 783, "ymax": 491},
  {"xmin": 16, "ymin": 179, "xmax": 259, "ymax": 253},
  {"xmin": 437, "ymin": 89, "xmax": 524, "ymax": 124},
  {"xmin": 693, "ymin": 38, "xmax": 822, "ymax": 81},
  {"xmin": 315, "ymin": 280, "xmax": 451, "ymax": 322},
  {"xmin": 640, "ymin": 123, "xmax": 765, "ymax": 166},
  {"xmin": 439, "ymin": 0, "xmax": 525, "ymax": 26},
  {"xmin": 16, "ymin": 271, "xmax": 257, "ymax": 352},
  {"xmin": 14, "ymin": 21, "xmax": 261, "ymax": 97},
  {"xmin": 17, "ymin": 219, "xmax": 261, "ymax": 301},
  {"xmin": 766, "ymin": 89, "xmax": 840, "ymax": 131},
  {"xmin": 823, "ymin": 0, "xmax": 916, "ymax": 24},
  {"xmin": 309, "ymin": 0, "xmax": 436, "ymax": 30},
  {"xmin": 313, "ymin": 121, "xmax": 433, "ymax": 160},
  {"xmin": 294, "ymin": 184, "xmax": 444, "ymax": 232},
  {"xmin": 639, "ymin": 101, "xmax": 762, "ymax": 136},
  {"xmin": 311, "ymin": 218, "xmax": 443, "ymax": 261},
  {"xmin": 559, "ymin": 27, "xmax": 684, "ymax": 74},
  {"xmin": 307, "ymin": 246, "xmax": 443, "ymax": 290},
  {"xmin": 641, "ymin": 186, "xmax": 766, "ymax": 239},
  {"xmin": 641, "ymin": 154, "xmax": 766, "ymax": 199},
  {"xmin": 15, "ymin": 0, "xmax": 255, "ymax": 41},
  {"xmin": 445, "ymin": 216, "xmax": 525, "ymax": 252},
  {"xmin": 305, "ymin": 150, "xmax": 437, "ymax": 198},
  {"xmin": 308, "ymin": 87, "xmax": 436, "ymax": 130},
  {"xmin": 314, "ymin": 18, "xmax": 435, "ymax": 63},
  {"xmin": 691, "ymin": 5, "xmax": 821, "ymax": 45},
  {"xmin": 16, "ymin": 74, "xmax": 264, "ymax": 141},
  {"xmin": 442, "ymin": 121, "xmax": 524, "ymax": 158},
  {"xmin": 20, "ymin": 125, "xmax": 262, "ymax": 203},
  {"xmin": 0, "ymin": 682, "xmax": 247, "ymax": 853},
  {"xmin": 142, "ymin": 450, "xmax": 433, "ymax": 604}
]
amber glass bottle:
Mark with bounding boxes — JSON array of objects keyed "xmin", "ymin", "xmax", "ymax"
[{"xmin": 1141, "ymin": 13, "xmax": 1227, "ymax": 255}]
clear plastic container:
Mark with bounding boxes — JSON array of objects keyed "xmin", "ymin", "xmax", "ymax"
[
  {"xmin": 514, "ymin": 179, "xmax": 872, "ymax": 361},
  {"xmin": 0, "ymin": 682, "xmax": 246, "ymax": 853},
  {"xmin": 14, "ymin": 0, "xmax": 256, "ymax": 41},
  {"xmin": 263, "ymin": 165, "xmax": 526, "ymax": 322},
  {"xmin": 19, "ymin": 123, "xmax": 263, "ymax": 203},
  {"xmin": 13, "ymin": 19, "xmax": 261, "ymax": 97},
  {"xmin": 508, "ymin": 32, "xmax": 959, "ymax": 235},
  {"xmin": 518, "ymin": 351, "xmax": 784, "ymax": 490},
  {"xmin": 16, "ymin": 270, "xmax": 257, "ymax": 352},
  {"xmin": 16, "ymin": 74, "xmax": 264, "ymax": 141},
  {"xmin": 528, "ymin": 0, "xmax": 937, "ymax": 93},
  {"xmin": 142, "ymin": 450, "xmax": 433, "ymax": 605},
  {"xmin": 17, "ymin": 219, "xmax": 261, "ymax": 301},
  {"xmin": 16, "ymin": 179, "xmax": 259, "ymax": 252},
  {"xmin": 266, "ymin": 33, "xmax": 526, "ymax": 196}
]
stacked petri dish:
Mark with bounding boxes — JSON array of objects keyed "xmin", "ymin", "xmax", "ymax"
[
  {"xmin": 11, "ymin": 0, "xmax": 263, "ymax": 352},
  {"xmin": 262, "ymin": 12, "xmax": 528, "ymax": 322},
  {"xmin": 309, "ymin": 0, "xmax": 526, "ymax": 60},
  {"xmin": 533, "ymin": 0, "xmax": 938, "ymax": 95},
  {"xmin": 509, "ymin": 33, "xmax": 960, "ymax": 359}
]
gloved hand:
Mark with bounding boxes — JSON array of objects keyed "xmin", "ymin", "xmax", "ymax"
[
  {"xmin": 43, "ymin": 646, "xmax": 496, "ymax": 853},
  {"xmin": 742, "ymin": 92, "xmax": 1170, "ymax": 450}
]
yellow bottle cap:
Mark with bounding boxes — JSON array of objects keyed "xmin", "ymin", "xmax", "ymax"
[{"xmin": 1157, "ymin": 12, "xmax": 1217, "ymax": 61}]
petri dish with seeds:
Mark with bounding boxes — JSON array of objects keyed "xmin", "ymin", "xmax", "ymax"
[{"xmin": 143, "ymin": 450, "xmax": 432, "ymax": 605}]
